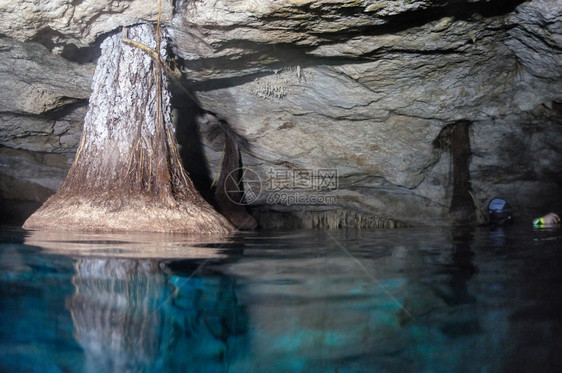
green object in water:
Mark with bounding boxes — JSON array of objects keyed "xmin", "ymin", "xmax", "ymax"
[{"xmin": 533, "ymin": 212, "xmax": 561, "ymax": 227}]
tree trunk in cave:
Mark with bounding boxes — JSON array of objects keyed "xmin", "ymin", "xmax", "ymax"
[{"xmin": 23, "ymin": 24, "xmax": 233, "ymax": 233}]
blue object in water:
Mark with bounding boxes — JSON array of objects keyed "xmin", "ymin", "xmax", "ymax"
[{"xmin": 488, "ymin": 197, "xmax": 513, "ymax": 225}]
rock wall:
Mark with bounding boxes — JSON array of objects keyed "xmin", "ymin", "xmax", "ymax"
[{"xmin": 1, "ymin": 0, "xmax": 561, "ymax": 226}]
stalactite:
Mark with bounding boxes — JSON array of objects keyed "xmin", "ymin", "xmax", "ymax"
[{"xmin": 254, "ymin": 209, "xmax": 408, "ymax": 230}]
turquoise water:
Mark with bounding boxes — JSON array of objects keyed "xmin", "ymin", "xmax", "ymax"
[{"xmin": 1, "ymin": 225, "xmax": 561, "ymax": 372}]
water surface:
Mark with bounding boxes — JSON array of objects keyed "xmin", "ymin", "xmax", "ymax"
[{"xmin": 1, "ymin": 225, "xmax": 561, "ymax": 372}]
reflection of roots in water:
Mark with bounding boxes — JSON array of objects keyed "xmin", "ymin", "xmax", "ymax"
[
  {"xmin": 25, "ymin": 230, "xmax": 231, "ymax": 259},
  {"xmin": 65, "ymin": 257, "xmax": 249, "ymax": 372},
  {"xmin": 67, "ymin": 258, "xmax": 166, "ymax": 372}
]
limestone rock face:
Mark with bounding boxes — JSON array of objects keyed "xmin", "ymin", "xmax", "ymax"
[
  {"xmin": 169, "ymin": 0, "xmax": 562, "ymax": 224},
  {"xmin": 0, "ymin": 0, "xmax": 172, "ymax": 49},
  {"xmin": 507, "ymin": 0, "xmax": 562, "ymax": 81},
  {"xmin": 0, "ymin": 35, "xmax": 89, "ymax": 223},
  {"xmin": 0, "ymin": 37, "xmax": 93, "ymax": 114},
  {"xmin": 1, "ymin": 0, "xmax": 561, "ymax": 226}
]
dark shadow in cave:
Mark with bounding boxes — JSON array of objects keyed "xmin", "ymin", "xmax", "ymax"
[
  {"xmin": 171, "ymin": 92, "xmax": 215, "ymax": 204},
  {"xmin": 170, "ymin": 83, "xmax": 258, "ymax": 230}
]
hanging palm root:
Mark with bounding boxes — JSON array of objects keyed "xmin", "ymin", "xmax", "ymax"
[{"xmin": 213, "ymin": 124, "xmax": 258, "ymax": 230}]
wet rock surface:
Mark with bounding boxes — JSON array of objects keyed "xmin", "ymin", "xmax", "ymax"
[{"xmin": 1, "ymin": 0, "xmax": 561, "ymax": 226}]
